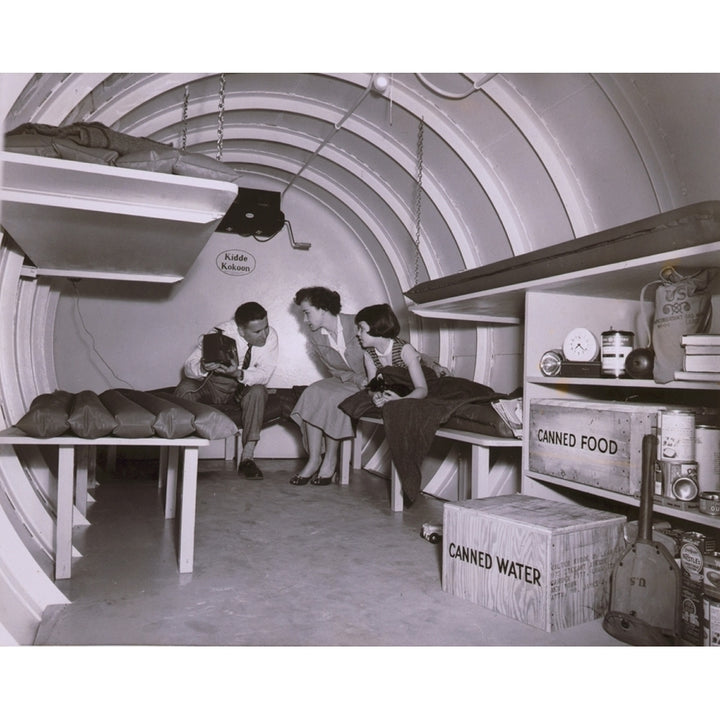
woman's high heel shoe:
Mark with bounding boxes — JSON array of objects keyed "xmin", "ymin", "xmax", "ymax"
[
  {"xmin": 289, "ymin": 471, "xmax": 317, "ymax": 486},
  {"xmin": 311, "ymin": 471, "xmax": 336, "ymax": 486}
]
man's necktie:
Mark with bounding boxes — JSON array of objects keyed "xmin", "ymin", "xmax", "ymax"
[{"xmin": 242, "ymin": 345, "xmax": 252, "ymax": 370}]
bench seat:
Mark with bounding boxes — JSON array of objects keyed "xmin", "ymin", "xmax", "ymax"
[
  {"xmin": 341, "ymin": 416, "xmax": 522, "ymax": 511},
  {"xmin": 0, "ymin": 427, "xmax": 209, "ymax": 579}
]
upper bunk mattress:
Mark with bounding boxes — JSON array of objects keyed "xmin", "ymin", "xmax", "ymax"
[{"xmin": 405, "ymin": 201, "xmax": 720, "ymax": 306}]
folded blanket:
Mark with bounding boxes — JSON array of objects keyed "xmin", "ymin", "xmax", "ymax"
[{"xmin": 340, "ymin": 368, "xmax": 516, "ymax": 504}]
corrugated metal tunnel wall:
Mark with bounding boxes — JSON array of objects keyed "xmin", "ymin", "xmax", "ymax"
[{"xmin": 2, "ymin": 72, "xmax": 720, "ymax": 645}]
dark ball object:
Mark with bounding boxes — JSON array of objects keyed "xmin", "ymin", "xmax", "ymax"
[{"xmin": 625, "ymin": 348, "xmax": 655, "ymax": 378}]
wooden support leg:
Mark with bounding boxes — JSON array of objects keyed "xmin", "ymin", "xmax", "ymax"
[
  {"xmin": 87, "ymin": 446, "xmax": 98, "ymax": 496},
  {"xmin": 74, "ymin": 446, "xmax": 89, "ymax": 518},
  {"xmin": 164, "ymin": 446, "xmax": 179, "ymax": 519},
  {"xmin": 105, "ymin": 445, "xmax": 117, "ymax": 474},
  {"xmin": 456, "ymin": 445, "xmax": 469, "ymax": 501},
  {"xmin": 470, "ymin": 445, "xmax": 491, "ymax": 499},
  {"xmin": 390, "ymin": 463, "xmax": 403, "ymax": 512},
  {"xmin": 224, "ymin": 435, "xmax": 235, "ymax": 462},
  {"xmin": 352, "ymin": 426, "xmax": 363, "ymax": 470},
  {"xmin": 158, "ymin": 446, "xmax": 168, "ymax": 490},
  {"xmin": 55, "ymin": 446, "xmax": 75, "ymax": 580},
  {"xmin": 178, "ymin": 447, "xmax": 198, "ymax": 573},
  {"xmin": 339, "ymin": 438, "xmax": 352, "ymax": 485}
]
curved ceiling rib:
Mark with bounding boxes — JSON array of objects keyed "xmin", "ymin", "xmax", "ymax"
[
  {"xmin": 4, "ymin": 72, "xmax": 667, "ymax": 286},
  {"xmin": 13, "ymin": 74, "xmax": 524, "ymax": 275}
]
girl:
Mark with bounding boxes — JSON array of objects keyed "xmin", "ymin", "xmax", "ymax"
[{"xmin": 354, "ymin": 303, "xmax": 428, "ymax": 407}]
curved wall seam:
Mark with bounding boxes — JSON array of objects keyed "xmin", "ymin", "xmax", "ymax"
[
  {"xmin": 0, "ymin": 239, "xmax": 69, "ymax": 646},
  {"xmin": 592, "ymin": 74, "xmax": 674, "ymax": 211}
]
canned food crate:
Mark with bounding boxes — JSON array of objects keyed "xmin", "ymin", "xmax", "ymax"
[
  {"xmin": 528, "ymin": 399, "xmax": 668, "ymax": 496},
  {"xmin": 442, "ymin": 494, "xmax": 626, "ymax": 632}
]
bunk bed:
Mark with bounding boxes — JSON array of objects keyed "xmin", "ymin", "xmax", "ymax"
[
  {"xmin": 404, "ymin": 200, "xmax": 720, "ymax": 322},
  {"xmin": 1, "ymin": 122, "xmax": 240, "ymax": 283}
]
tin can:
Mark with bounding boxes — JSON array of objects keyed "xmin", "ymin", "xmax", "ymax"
[
  {"xmin": 659, "ymin": 460, "xmax": 698, "ymax": 500},
  {"xmin": 601, "ymin": 330, "xmax": 634, "ymax": 377},
  {"xmin": 680, "ymin": 531, "xmax": 707, "ymax": 645},
  {"xmin": 681, "ymin": 531, "xmax": 708, "ymax": 578},
  {"xmin": 703, "ymin": 551, "xmax": 720, "ymax": 595},
  {"xmin": 696, "ymin": 425, "xmax": 720, "ymax": 493},
  {"xmin": 702, "ymin": 594, "xmax": 720, "ymax": 646},
  {"xmin": 699, "ymin": 491, "xmax": 720, "ymax": 516},
  {"xmin": 658, "ymin": 409, "xmax": 696, "ymax": 462}
]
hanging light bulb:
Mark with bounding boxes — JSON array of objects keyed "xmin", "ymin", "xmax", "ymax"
[{"xmin": 372, "ymin": 74, "xmax": 390, "ymax": 95}]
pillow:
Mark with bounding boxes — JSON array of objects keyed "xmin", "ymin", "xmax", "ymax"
[
  {"xmin": 67, "ymin": 390, "xmax": 118, "ymax": 439},
  {"xmin": 52, "ymin": 137, "xmax": 119, "ymax": 165},
  {"xmin": 153, "ymin": 392, "xmax": 238, "ymax": 440},
  {"xmin": 338, "ymin": 389, "xmax": 381, "ymax": 420},
  {"xmin": 14, "ymin": 390, "xmax": 75, "ymax": 438},
  {"xmin": 443, "ymin": 401, "xmax": 515, "ymax": 438},
  {"xmin": 173, "ymin": 151, "xmax": 241, "ymax": 182},
  {"xmin": 3, "ymin": 133, "xmax": 59, "ymax": 157},
  {"xmin": 115, "ymin": 147, "xmax": 180, "ymax": 174},
  {"xmin": 73, "ymin": 122, "xmax": 173, "ymax": 156},
  {"xmin": 99, "ymin": 389, "xmax": 156, "ymax": 438},
  {"xmin": 118, "ymin": 389, "xmax": 195, "ymax": 439}
]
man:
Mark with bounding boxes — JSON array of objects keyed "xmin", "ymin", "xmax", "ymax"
[{"xmin": 174, "ymin": 302, "xmax": 279, "ymax": 479}]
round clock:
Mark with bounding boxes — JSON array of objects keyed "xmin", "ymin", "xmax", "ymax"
[{"xmin": 562, "ymin": 327, "xmax": 599, "ymax": 362}]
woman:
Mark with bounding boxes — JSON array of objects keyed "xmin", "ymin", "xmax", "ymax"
[
  {"xmin": 290, "ymin": 287, "xmax": 367, "ymax": 485},
  {"xmin": 354, "ymin": 303, "xmax": 429, "ymax": 406}
]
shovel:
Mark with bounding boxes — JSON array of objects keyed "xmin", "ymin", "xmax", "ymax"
[{"xmin": 603, "ymin": 433, "xmax": 681, "ymax": 645}]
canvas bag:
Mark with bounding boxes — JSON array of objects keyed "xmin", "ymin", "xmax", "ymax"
[{"xmin": 651, "ymin": 267, "xmax": 714, "ymax": 383}]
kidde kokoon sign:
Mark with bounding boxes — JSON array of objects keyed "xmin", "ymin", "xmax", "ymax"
[
  {"xmin": 528, "ymin": 399, "xmax": 667, "ymax": 496},
  {"xmin": 216, "ymin": 250, "xmax": 256, "ymax": 276}
]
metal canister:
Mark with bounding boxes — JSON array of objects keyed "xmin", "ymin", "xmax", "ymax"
[
  {"xmin": 661, "ymin": 461, "xmax": 699, "ymax": 501},
  {"xmin": 680, "ymin": 531, "xmax": 708, "ymax": 645},
  {"xmin": 703, "ymin": 551, "xmax": 720, "ymax": 646},
  {"xmin": 658, "ymin": 409, "xmax": 696, "ymax": 462},
  {"xmin": 696, "ymin": 425, "xmax": 720, "ymax": 493},
  {"xmin": 658, "ymin": 460, "xmax": 698, "ymax": 500},
  {"xmin": 702, "ymin": 595, "xmax": 720, "ymax": 646},
  {"xmin": 699, "ymin": 491, "xmax": 720, "ymax": 516},
  {"xmin": 600, "ymin": 329, "xmax": 634, "ymax": 377},
  {"xmin": 703, "ymin": 551, "xmax": 720, "ymax": 594}
]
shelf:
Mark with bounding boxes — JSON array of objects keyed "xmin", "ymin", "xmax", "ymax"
[
  {"xmin": 407, "ymin": 200, "xmax": 720, "ymax": 321},
  {"xmin": 409, "ymin": 239, "xmax": 720, "ymax": 321},
  {"xmin": 527, "ymin": 471, "xmax": 720, "ymax": 529},
  {"xmin": 526, "ymin": 375, "xmax": 720, "ymax": 391}
]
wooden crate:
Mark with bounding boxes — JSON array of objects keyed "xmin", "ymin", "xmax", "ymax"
[
  {"xmin": 442, "ymin": 494, "xmax": 626, "ymax": 631},
  {"xmin": 528, "ymin": 399, "xmax": 667, "ymax": 496}
]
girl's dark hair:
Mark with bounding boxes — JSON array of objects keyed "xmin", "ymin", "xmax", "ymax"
[
  {"xmin": 235, "ymin": 301, "xmax": 267, "ymax": 327},
  {"xmin": 293, "ymin": 287, "xmax": 341, "ymax": 315},
  {"xmin": 354, "ymin": 303, "xmax": 400, "ymax": 338}
]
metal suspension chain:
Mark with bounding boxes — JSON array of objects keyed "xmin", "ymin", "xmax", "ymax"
[
  {"xmin": 216, "ymin": 74, "xmax": 226, "ymax": 161},
  {"xmin": 181, "ymin": 84, "xmax": 189, "ymax": 151},
  {"xmin": 413, "ymin": 116, "xmax": 425, "ymax": 286}
]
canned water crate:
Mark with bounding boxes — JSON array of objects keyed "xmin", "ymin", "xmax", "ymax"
[
  {"xmin": 442, "ymin": 494, "xmax": 626, "ymax": 632},
  {"xmin": 528, "ymin": 399, "xmax": 668, "ymax": 496}
]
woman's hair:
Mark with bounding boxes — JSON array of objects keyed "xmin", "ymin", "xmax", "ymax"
[
  {"xmin": 293, "ymin": 287, "xmax": 341, "ymax": 315},
  {"xmin": 354, "ymin": 303, "xmax": 400, "ymax": 338}
]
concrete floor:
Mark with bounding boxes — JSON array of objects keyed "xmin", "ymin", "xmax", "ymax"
[{"xmin": 34, "ymin": 455, "xmax": 624, "ymax": 648}]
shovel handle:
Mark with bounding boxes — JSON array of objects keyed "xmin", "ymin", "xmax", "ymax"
[{"xmin": 639, "ymin": 433, "xmax": 657, "ymax": 541}]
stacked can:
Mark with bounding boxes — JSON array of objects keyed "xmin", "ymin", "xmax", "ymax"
[
  {"xmin": 657, "ymin": 409, "xmax": 698, "ymax": 502},
  {"xmin": 680, "ymin": 531, "xmax": 715, "ymax": 645},
  {"xmin": 703, "ymin": 550, "xmax": 720, "ymax": 646},
  {"xmin": 697, "ymin": 425, "xmax": 720, "ymax": 515}
]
